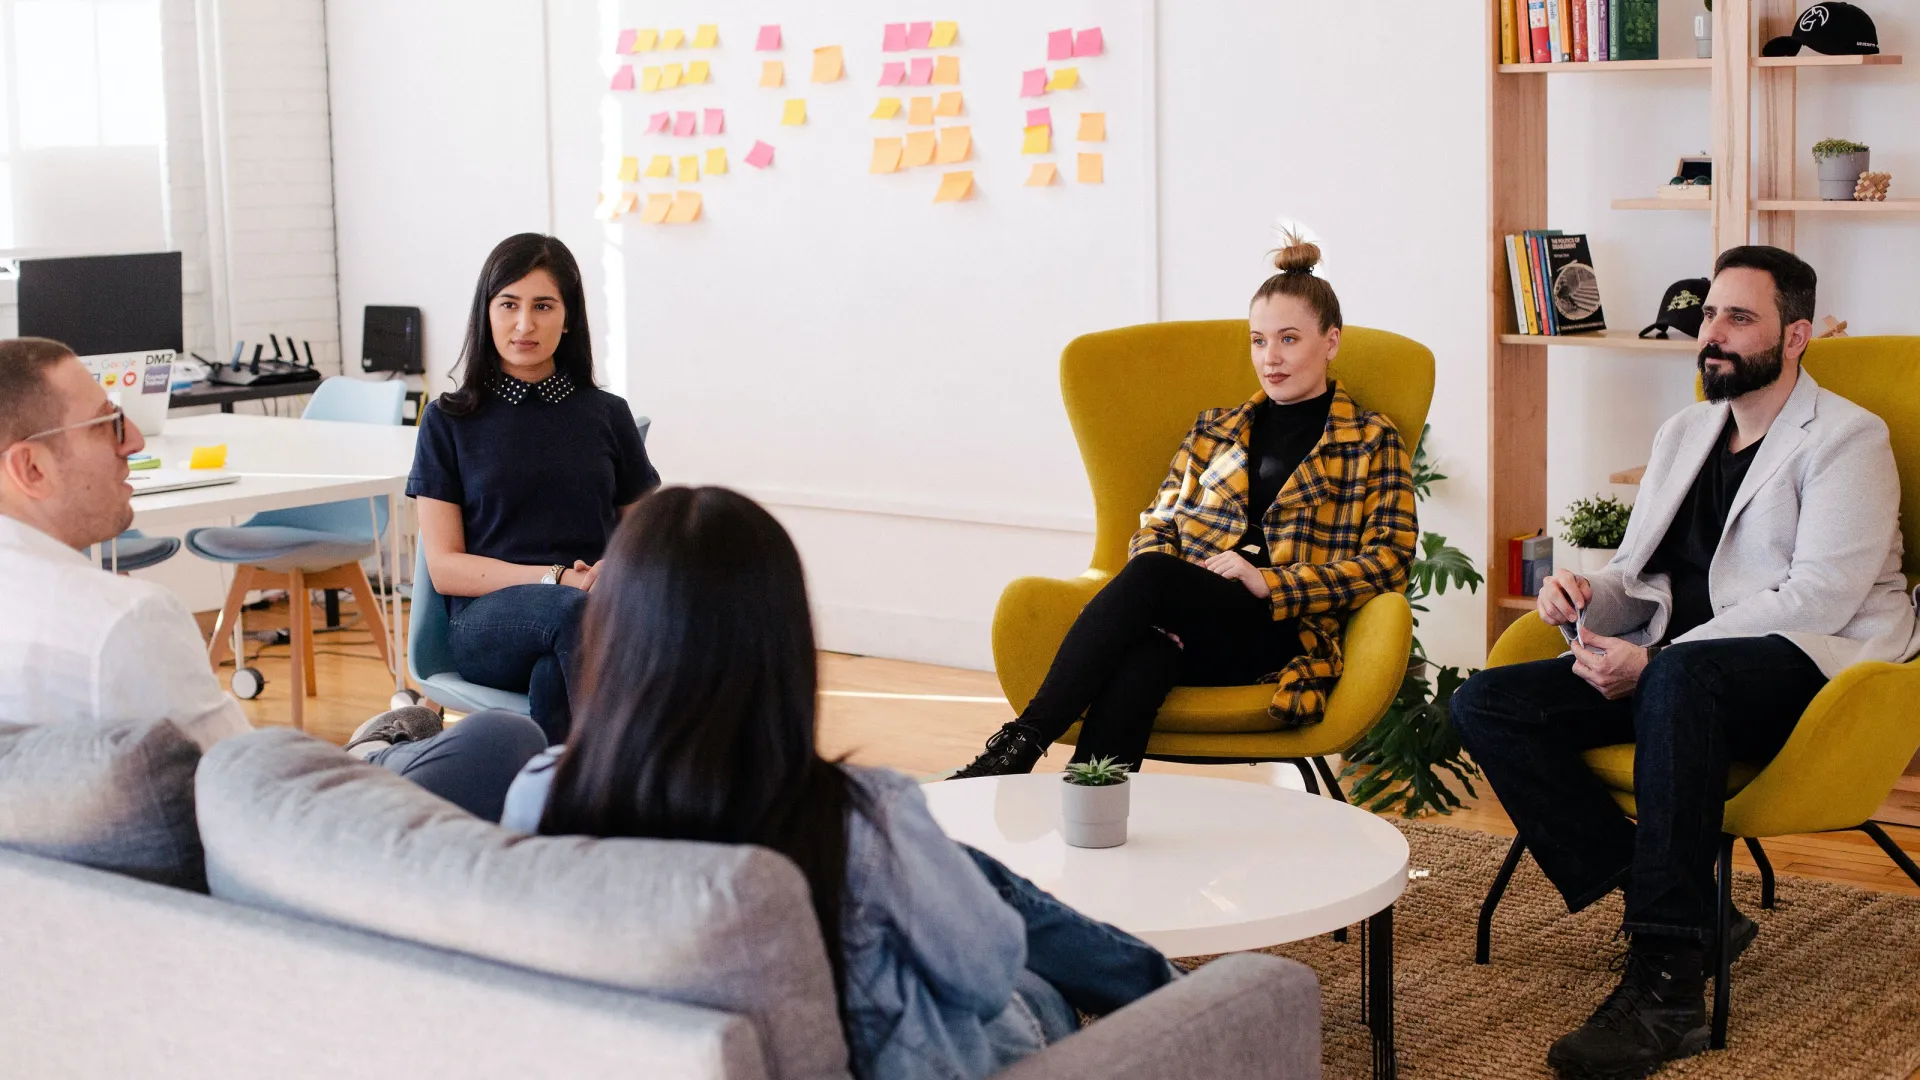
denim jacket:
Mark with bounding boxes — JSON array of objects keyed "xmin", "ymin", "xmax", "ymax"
[{"xmin": 502, "ymin": 756, "xmax": 1035, "ymax": 1080}]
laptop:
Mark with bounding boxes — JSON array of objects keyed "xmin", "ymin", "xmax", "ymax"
[{"xmin": 127, "ymin": 469, "xmax": 240, "ymax": 496}]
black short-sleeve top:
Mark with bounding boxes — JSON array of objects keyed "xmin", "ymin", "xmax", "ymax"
[{"xmin": 407, "ymin": 372, "xmax": 659, "ymax": 612}]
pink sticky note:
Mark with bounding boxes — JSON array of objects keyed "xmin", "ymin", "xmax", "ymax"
[
  {"xmin": 616, "ymin": 29, "xmax": 636, "ymax": 54},
  {"xmin": 1047, "ymin": 29, "xmax": 1074, "ymax": 61},
  {"xmin": 907, "ymin": 21, "xmax": 933, "ymax": 49},
  {"xmin": 610, "ymin": 64, "xmax": 634, "ymax": 91},
  {"xmin": 703, "ymin": 108, "xmax": 725, "ymax": 135},
  {"xmin": 756, "ymin": 25, "xmax": 781, "ymax": 51},
  {"xmin": 744, "ymin": 140, "xmax": 775, "ymax": 169},
  {"xmin": 646, "ymin": 111, "xmax": 670, "ymax": 133},
  {"xmin": 879, "ymin": 62, "xmax": 907, "ymax": 86},
  {"xmin": 1027, "ymin": 107, "xmax": 1052, "ymax": 129},
  {"xmin": 1074, "ymin": 27, "xmax": 1104, "ymax": 57},
  {"xmin": 883, "ymin": 23, "xmax": 909, "ymax": 51},
  {"xmin": 909, "ymin": 57, "xmax": 934, "ymax": 86},
  {"xmin": 673, "ymin": 111, "xmax": 696, "ymax": 137},
  {"xmin": 1020, "ymin": 68, "xmax": 1048, "ymax": 97}
]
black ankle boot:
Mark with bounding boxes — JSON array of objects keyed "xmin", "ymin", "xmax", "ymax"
[
  {"xmin": 950, "ymin": 722, "xmax": 1049, "ymax": 779},
  {"xmin": 1547, "ymin": 936, "xmax": 1709, "ymax": 1080}
]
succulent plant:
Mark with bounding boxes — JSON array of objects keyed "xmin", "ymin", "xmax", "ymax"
[
  {"xmin": 1813, "ymin": 138, "xmax": 1870, "ymax": 158},
  {"xmin": 1063, "ymin": 756, "xmax": 1129, "ymax": 787}
]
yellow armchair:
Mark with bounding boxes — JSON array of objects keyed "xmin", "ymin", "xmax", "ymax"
[
  {"xmin": 991, "ymin": 320, "xmax": 1436, "ymax": 793},
  {"xmin": 1473, "ymin": 336, "xmax": 1920, "ymax": 1050}
]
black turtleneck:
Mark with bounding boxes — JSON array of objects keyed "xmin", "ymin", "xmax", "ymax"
[{"xmin": 1233, "ymin": 384, "xmax": 1335, "ymax": 567}]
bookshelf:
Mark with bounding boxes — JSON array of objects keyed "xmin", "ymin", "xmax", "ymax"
[{"xmin": 1484, "ymin": 0, "xmax": 1906, "ymax": 648}]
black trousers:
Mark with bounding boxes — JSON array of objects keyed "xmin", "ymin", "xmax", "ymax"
[
  {"xmin": 1450, "ymin": 635, "xmax": 1826, "ymax": 941},
  {"xmin": 1020, "ymin": 552, "xmax": 1303, "ymax": 768}
]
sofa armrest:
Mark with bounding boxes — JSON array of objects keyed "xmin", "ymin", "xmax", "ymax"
[{"xmin": 993, "ymin": 953, "xmax": 1320, "ymax": 1080}]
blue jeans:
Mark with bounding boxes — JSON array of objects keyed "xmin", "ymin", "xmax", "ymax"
[
  {"xmin": 448, "ymin": 584, "xmax": 587, "ymax": 744},
  {"xmin": 368, "ymin": 709, "xmax": 549, "ymax": 823},
  {"xmin": 1450, "ymin": 635, "xmax": 1826, "ymax": 941}
]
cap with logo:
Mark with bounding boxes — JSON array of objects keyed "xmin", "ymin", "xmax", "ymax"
[
  {"xmin": 1761, "ymin": 2, "xmax": 1880, "ymax": 56},
  {"xmin": 1640, "ymin": 278, "xmax": 1711, "ymax": 340}
]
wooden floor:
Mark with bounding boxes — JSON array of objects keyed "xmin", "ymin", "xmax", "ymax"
[{"xmin": 203, "ymin": 593, "xmax": 1920, "ymax": 899}]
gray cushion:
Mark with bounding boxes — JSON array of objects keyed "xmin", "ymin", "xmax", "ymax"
[
  {"xmin": 196, "ymin": 729, "xmax": 850, "ymax": 1080},
  {"xmin": 0, "ymin": 719, "xmax": 205, "ymax": 891}
]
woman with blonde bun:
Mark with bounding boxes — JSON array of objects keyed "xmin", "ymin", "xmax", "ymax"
[{"xmin": 953, "ymin": 234, "xmax": 1418, "ymax": 778}]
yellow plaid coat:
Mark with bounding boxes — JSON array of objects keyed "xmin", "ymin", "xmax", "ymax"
[{"xmin": 1129, "ymin": 382, "xmax": 1418, "ymax": 725}]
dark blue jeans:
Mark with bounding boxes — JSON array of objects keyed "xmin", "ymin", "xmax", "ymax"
[
  {"xmin": 449, "ymin": 584, "xmax": 588, "ymax": 744},
  {"xmin": 1451, "ymin": 635, "xmax": 1826, "ymax": 942},
  {"xmin": 368, "ymin": 709, "xmax": 549, "ymax": 823}
]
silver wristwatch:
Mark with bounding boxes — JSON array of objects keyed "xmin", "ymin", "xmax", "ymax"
[{"xmin": 541, "ymin": 564, "xmax": 566, "ymax": 585}]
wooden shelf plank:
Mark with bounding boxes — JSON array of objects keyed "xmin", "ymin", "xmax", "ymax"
[
  {"xmin": 1754, "ymin": 199, "xmax": 1920, "ymax": 213},
  {"xmin": 1496, "ymin": 597, "xmax": 1537, "ymax": 612},
  {"xmin": 1609, "ymin": 465, "xmax": 1647, "ymax": 485},
  {"xmin": 1752, "ymin": 53, "xmax": 1903, "ymax": 68},
  {"xmin": 1498, "ymin": 330, "xmax": 1698, "ymax": 352},
  {"xmin": 1611, "ymin": 197, "xmax": 1711, "ymax": 210},
  {"xmin": 1498, "ymin": 58, "xmax": 1712, "ymax": 73}
]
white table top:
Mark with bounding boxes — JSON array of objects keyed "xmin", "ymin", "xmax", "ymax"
[
  {"xmin": 129, "ymin": 414, "xmax": 418, "ymax": 530},
  {"xmin": 922, "ymin": 773, "xmax": 1409, "ymax": 957}
]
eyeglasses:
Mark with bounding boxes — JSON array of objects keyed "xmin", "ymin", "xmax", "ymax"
[{"xmin": 16, "ymin": 408, "xmax": 127, "ymax": 448}]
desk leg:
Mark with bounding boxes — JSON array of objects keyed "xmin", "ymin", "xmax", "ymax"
[{"xmin": 1365, "ymin": 906, "xmax": 1397, "ymax": 1080}]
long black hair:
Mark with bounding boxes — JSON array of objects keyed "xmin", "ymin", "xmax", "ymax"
[
  {"xmin": 538, "ymin": 486, "xmax": 855, "ymax": 1002},
  {"xmin": 439, "ymin": 233, "xmax": 597, "ymax": 417}
]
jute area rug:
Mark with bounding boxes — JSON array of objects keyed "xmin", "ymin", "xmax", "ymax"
[{"xmin": 1180, "ymin": 821, "xmax": 1920, "ymax": 1080}]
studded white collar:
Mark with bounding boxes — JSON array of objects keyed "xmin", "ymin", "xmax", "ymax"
[{"xmin": 491, "ymin": 371, "xmax": 576, "ymax": 405}]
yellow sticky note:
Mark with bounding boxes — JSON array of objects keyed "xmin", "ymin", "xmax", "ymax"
[
  {"xmin": 640, "ymin": 193, "xmax": 674, "ymax": 224},
  {"xmin": 678, "ymin": 155, "xmax": 700, "ymax": 183},
  {"xmin": 1022, "ymin": 125, "xmax": 1050, "ymax": 154},
  {"xmin": 812, "ymin": 45, "xmax": 844, "ymax": 83},
  {"xmin": 617, "ymin": 156, "xmax": 639, "ymax": 182},
  {"xmin": 760, "ymin": 60, "xmax": 784, "ymax": 88},
  {"xmin": 665, "ymin": 191, "xmax": 702, "ymax": 224},
  {"xmin": 931, "ymin": 55, "xmax": 960, "ymax": 85},
  {"xmin": 660, "ymin": 63, "xmax": 683, "ymax": 89},
  {"xmin": 908, "ymin": 96, "xmax": 934, "ymax": 126},
  {"xmin": 1047, "ymin": 66, "xmax": 1080, "ymax": 91},
  {"xmin": 692, "ymin": 24, "xmax": 719, "ymax": 49},
  {"xmin": 645, "ymin": 155, "xmax": 672, "ymax": 178},
  {"xmin": 929, "ymin": 20, "xmax": 959, "ymax": 47},
  {"xmin": 687, "ymin": 60, "xmax": 710, "ymax": 85},
  {"xmin": 1024, "ymin": 162, "xmax": 1058, "ymax": 187},
  {"xmin": 933, "ymin": 170, "xmax": 974, "ymax": 203},
  {"xmin": 870, "ymin": 137, "xmax": 904, "ymax": 174},
  {"xmin": 633, "ymin": 29, "xmax": 658, "ymax": 52},
  {"xmin": 903, "ymin": 129, "xmax": 937, "ymax": 168},
  {"xmin": 935, "ymin": 125, "xmax": 971, "ymax": 165},
  {"xmin": 662, "ymin": 28, "xmax": 685, "ymax": 49},
  {"xmin": 706, "ymin": 147, "xmax": 728, "ymax": 175},
  {"xmin": 1078, "ymin": 112, "xmax": 1106, "ymax": 142},
  {"xmin": 641, "ymin": 66, "xmax": 663, "ymax": 92},
  {"xmin": 189, "ymin": 444, "xmax": 228, "ymax": 470},
  {"xmin": 935, "ymin": 91, "xmax": 963, "ymax": 117},
  {"xmin": 872, "ymin": 97, "xmax": 902, "ymax": 120},
  {"xmin": 782, "ymin": 99, "xmax": 807, "ymax": 126},
  {"xmin": 1078, "ymin": 152, "xmax": 1103, "ymax": 184}
]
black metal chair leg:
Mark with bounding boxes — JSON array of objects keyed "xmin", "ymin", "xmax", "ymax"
[
  {"xmin": 1313, "ymin": 756, "xmax": 1349, "ymax": 803},
  {"xmin": 1860, "ymin": 821, "xmax": 1920, "ymax": 888},
  {"xmin": 1476, "ymin": 835, "xmax": 1526, "ymax": 965},
  {"xmin": 1742, "ymin": 837, "xmax": 1776, "ymax": 910},
  {"xmin": 1292, "ymin": 758, "xmax": 1320, "ymax": 795},
  {"xmin": 1712, "ymin": 835, "xmax": 1734, "ymax": 1050}
]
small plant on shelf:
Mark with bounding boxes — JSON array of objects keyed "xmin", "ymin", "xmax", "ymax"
[
  {"xmin": 1063, "ymin": 756, "xmax": 1129, "ymax": 787},
  {"xmin": 1812, "ymin": 138, "xmax": 1870, "ymax": 158},
  {"xmin": 1558, "ymin": 493, "xmax": 1633, "ymax": 550}
]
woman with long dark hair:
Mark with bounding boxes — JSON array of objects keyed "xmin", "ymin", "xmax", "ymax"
[
  {"xmin": 407, "ymin": 233, "xmax": 658, "ymax": 743},
  {"xmin": 500, "ymin": 487, "xmax": 1175, "ymax": 1079}
]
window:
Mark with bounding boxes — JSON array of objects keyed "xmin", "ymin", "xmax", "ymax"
[{"xmin": 10, "ymin": 0, "xmax": 163, "ymax": 148}]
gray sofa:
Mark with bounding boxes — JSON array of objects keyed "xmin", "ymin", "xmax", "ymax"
[{"xmin": 0, "ymin": 723, "xmax": 1324, "ymax": 1078}]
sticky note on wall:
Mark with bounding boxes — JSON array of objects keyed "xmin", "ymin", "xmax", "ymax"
[
  {"xmin": 610, "ymin": 65, "xmax": 634, "ymax": 91},
  {"xmin": 1078, "ymin": 152, "xmax": 1103, "ymax": 183},
  {"xmin": 1025, "ymin": 162, "xmax": 1058, "ymax": 187},
  {"xmin": 909, "ymin": 58, "xmax": 933, "ymax": 86},
  {"xmin": 678, "ymin": 155, "xmax": 700, "ymax": 183},
  {"xmin": 813, "ymin": 46, "xmax": 844, "ymax": 83},
  {"xmin": 693, "ymin": 24, "xmax": 719, "ymax": 49},
  {"xmin": 931, "ymin": 55, "xmax": 960, "ymax": 85},
  {"xmin": 757, "ymin": 25, "xmax": 782, "ymax": 51},
  {"xmin": 935, "ymin": 91, "xmax": 963, "ymax": 117},
  {"xmin": 616, "ymin": 29, "xmax": 636, "ymax": 54},
  {"xmin": 673, "ymin": 111, "xmax": 696, "ymax": 137},
  {"xmin": 883, "ymin": 23, "xmax": 908, "ymax": 51},
  {"xmin": 1047, "ymin": 67, "xmax": 1079, "ymax": 90},
  {"xmin": 687, "ymin": 60, "xmax": 710, "ymax": 84},
  {"xmin": 634, "ymin": 29, "xmax": 658, "ymax": 52},
  {"xmin": 703, "ymin": 108, "xmax": 725, "ymax": 135},
  {"xmin": 903, "ymin": 129, "xmax": 937, "ymax": 168},
  {"xmin": 1020, "ymin": 69, "xmax": 1047, "ymax": 97},
  {"xmin": 744, "ymin": 140, "xmax": 776, "ymax": 168},
  {"xmin": 935, "ymin": 125, "xmax": 971, "ymax": 164},
  {"xmin": 1075, "ymin": 28, "xmax": 1104, "ymax": 57},
  {"xmin": 640, "ymin": 193, "xmax": 674, "ymax": 223},
  {"xmin": 872, "ymin": 97, "xmax": 902, "ymax": 119},
  {"xmin": 933, "ymin": 170, "xmax": 973, "ymax": 203},
  {"xmin": 645, "ymin": 155, "xmax": 672, "ymax": 178},
  {"xmin": 614, "ymin": 191, "xmax": 639, "ymax": 217},
  {"xmin": 879, "ymin": 61, "xmax": 906, "ymax": 86},
  {"xmin": 1078, "ymin": 112, "xmax": 1106, "ymax": 142},
  {"xmin": 1027, "ymin": 107, "xmax": 1052, "ymax": 129},
  {"xmin": 782, "ymin": 99, "xmax": 807, "ymax": 125},
  {"xmin": 908, "ymin": 96, "xmax": 934, "ymax": 125},
  {"xmin": 1022, "ymin": 125, "xmax": 1050, "ymax": 154},
  {"xmin": 646, "ymin": 111, "xmax": 670, "ymax": 133},
  {"xmin": 661, "ymin": 29, "xmax": 685, "ymax": 49},
  {"xmin": 665, "ymin": 191, "xmax": 702, "ymax": 223},
  {"xmin": 617, "ymin": 156, "xmax": 639, "ymax": 181},
  {"xmin": 706, "ymin": 147, "xmax": 728, "ymax": 174},
  {"xmin": 870, "ymin": 137, "xmax": 903, "ymax": 174},
  {"xmin": 761, "ymin": 60, "xmax": 784, "ymax": 87},
  {"xmin": 1048, "ymin": 29, "xmax": 1074, "ymax": 61},
  {"xmin": 930, "ymin": 21, "xmax": 959, "ymax": 47},
  {"xmin": 907, "ymin": 21, "xmax": 933, "ymax": 49},
  {"xmin": 660, "ymin": 63, "xmax": 683, "ymax": 89},
  {"xmin": 641, "ymin": 67, "xmax": 662, "ymax": 92}
]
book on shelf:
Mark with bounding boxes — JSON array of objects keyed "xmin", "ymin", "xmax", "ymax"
[
  {"xmin": 1528, "ymin": 231, "xmax": 1559, "ymax": 334},
  {"xmin": 1544, "ymin": 234, "xmax": 1607, "ymax": 335},
  {"xmin": 1508, "ymin": 531, "xmax": 1553, "ymax": 598},
  {"xmin": 1546, "ymin": 0, "xmax": 1566, "ymax": 62},
  {"xmin": 1597, "ymin": 0, "xmax": 1610, "ymax": 61},
  {"xmin": 1572, "ymin": 0, "xmax": 1589, "ymax": 62},
  {"xmin": 1528, "ymin": 0, "xmax": 1551, "ymax": 63},
  {"xmin": 1501, "ymin": 0, "xmax": 1518, "ymax": 65},
  {"xmin": 1618, "ymin": 0, "xmax": 1657, "ymax": 60},
  {"xmin": 1506, "ymin": 236, "xmax": 1533, "ymax": 335}
]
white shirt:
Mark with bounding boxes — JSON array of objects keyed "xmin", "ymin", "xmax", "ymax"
[{"xmin": 0, "ymin": 514, "xmax": 252, "ymax": 750}]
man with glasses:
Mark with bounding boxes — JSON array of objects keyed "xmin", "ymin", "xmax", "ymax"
[{"xmin": 0, "ymin": 336, "xmax": 251, "ymax": 749}]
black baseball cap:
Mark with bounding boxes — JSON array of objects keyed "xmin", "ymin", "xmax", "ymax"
[
  {"xmin": 1762, "ymin": 3, "xmax": 1880, "ymax": 56},
  {"xmin": 1640, "ymin": 278, "xmax": 1711, "ymax": 339}
]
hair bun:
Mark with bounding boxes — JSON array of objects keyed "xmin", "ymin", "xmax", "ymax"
[{"xmin": 1270, "ymin": 232, "xmax": 1322, "ymax": 276}]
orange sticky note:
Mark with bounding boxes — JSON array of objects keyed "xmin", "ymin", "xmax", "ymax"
[
  {"xmin": 870, "ymin": 137, "xmax": 904, "ymax": 174},
  {"xmin": 614, "ymin": 191, "xmax": 639, "ymax": 217},
  {"xmin": 665, "ymin": 190, "xmax": 702, "ymax": 223},
  {"xmin": 1078, "ymin": 152, "xmax": 1103, "ymax": 183},
  {"xmin": 935, "ymin": 91, "xmax": 963, "ymax": 117},
  {"xmin": 908, "ymin": 96, "xmax": 934, "ymax": 126},
  {"xmin": 687, "ymin": 60, "xmax": 710, "ymax": 85},
  {"xmin": 935, "ymin": 125, "xmax": 971, "ymax": 164},
  {"xmin": 812, "ymin": 45, "xmax": 844, "ymax": 83},
  {"xmin": 660, "ymin": 63, "xmax": 683, "ymax": 89},
  {"xmin": 692, "ymin": 24, "xmax": 719, "ymax": 49},
  {"xmin": 633, "ymin": 29, "xmax": 658, "ymax": 52},
  {"xmin": 595, "ymin": 191, "xmax": 617, "ymax": 220},
  {"xmin": 706, "ymin": 147, "xmax": 728, "ymax": 175},
  {"xmin": 617, "ymin": 156, "xmax": 639, "ymax": 182},
  {"xmin": 1047, "ymin": 66, "xmax": 1080, "ymax": 91},
  {"xmin": 189, "ymin": 444, "xmax": 228, "ymax": 470},
  {"xmin": 903, "ymin": 129, "xmax": 937, "ymax": 167},
  {"xmin": 872, "ymin": 97, "xmax": 902, "ymax": 119},
  {"xmin": 929, "ymin": 20, "xmax": 959, "ymax": 47},
  {"xmin": 1022, "ymin": 125, "xmax": 1050, "ymax": 154},
  {"xmin": 760, "ymin": 60, "xmax": 784, "ymax": 87},
  {"xmin": 677, "ymin": 155, "xmax": 699, "ymax": 183},
  {"xmin": 645, "ymin": 155, "xmax": 672, "ymax": 178},
  {"xmin": 639, "ymin": 193, "xmax": 673, "ymax": 223},
  {"xmin": 931, "ymin": 55, "xmax": 960, "ymax": 85},
  {"xmin": 641, "ymin": 66, "xmax": 663, "ymax": 92},
  {"xmin": 782, "ymin": 99, "xmax": 807, "ymax": 125},
  {"xmin": 933, "ymin": 170, "xmax": 974, "ymax": 203},
  {"xmin": 661, "ymin": 28, "xmax": 685, "ymax": 49},
  {"xmin": 1024, "ymin": 162, "xmax": 1058, "ymax": 187},
  {"xmin": 1078, "ymin": 112, "xmax": 1106, "ymax": 142}
]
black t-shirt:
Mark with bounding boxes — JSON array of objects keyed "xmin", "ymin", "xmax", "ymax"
[
  {"xmin": 1233, "ymin": 385, "xmax": 1336, "ymax": 567},
  {"xmin": 407, "ymin": 373, "xmax": 659, "ymax": 614},
  {"xmin": 1644, "ymin": 416, "xmax": 1763, "ymax": 641}
]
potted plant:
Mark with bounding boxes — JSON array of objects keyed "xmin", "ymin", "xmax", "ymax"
[
  {"xmin": 1558, "ymin": 493, "xmax": 1633, "ymax": 573},
  {"xmin": 1061, "ymin": 756, "xmax": 1130, "ymax": 848},
  {"xmin": 1813, "ymin": 139, "xmax": 1871, "ymax": 201}
]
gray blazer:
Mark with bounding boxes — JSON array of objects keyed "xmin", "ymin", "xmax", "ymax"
[{"xmin": 1583, "ymin": 369, "xmax": 1920, "ymax": 677}]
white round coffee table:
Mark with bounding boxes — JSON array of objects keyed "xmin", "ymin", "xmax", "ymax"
[{"xmin": 923, "ymin": 773, "xmax": 1409, "ymax": 1077}]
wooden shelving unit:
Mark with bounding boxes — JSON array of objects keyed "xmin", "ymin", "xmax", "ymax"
[{"xmin": 1484, "ymin": 0, "xmax": 1904, "ymax": 648}]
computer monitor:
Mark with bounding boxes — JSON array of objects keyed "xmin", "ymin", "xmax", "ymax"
[{"xmin": 17, "ymin": 252, "xmax": 184, "ymax": 436}]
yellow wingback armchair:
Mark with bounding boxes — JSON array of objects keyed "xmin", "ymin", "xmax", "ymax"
[
  {"xmin": 1473, "ymin": 336, "xmax": 1920, "ymax": 1050},
  {"xmin": 991, "ymin": 320, "xmax": 1436, "ymax": 791}
]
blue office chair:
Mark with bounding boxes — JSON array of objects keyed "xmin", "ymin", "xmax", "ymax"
[
  {"xmin": 187, "ymin": 377, "xmax": 408, "ymax": 729},
  {"xmin": 99, "ymin": 530, "xmax": 181, "ymax": 573}
]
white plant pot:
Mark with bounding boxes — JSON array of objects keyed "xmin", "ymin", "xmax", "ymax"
[
  {"xmin": 1574, "ymin": 546, "xmax": 1618, "ymax": 574},
  {"xmin": 1061, "ymin": 776, "xmax": 1130, "ymax": 848}
]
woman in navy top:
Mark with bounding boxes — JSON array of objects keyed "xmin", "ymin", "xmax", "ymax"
[{"xmin": 408, "ymin": 233, "xmax": 657, "ymax": 742}]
